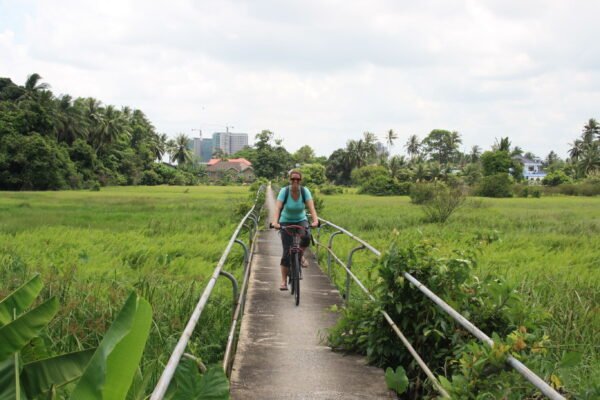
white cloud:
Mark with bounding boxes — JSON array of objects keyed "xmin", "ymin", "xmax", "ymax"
[{"xmin": 1, "ymin": 0, "xmax": 600, "ymax": 158}]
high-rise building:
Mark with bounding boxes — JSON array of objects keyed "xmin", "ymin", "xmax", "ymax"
[
  {"xmin": 192, "ymin": 137, "xmax": 203, "ymax": 159},
  {"xmin": 200, "ymin": 138, "xmax": 213, "ymax": 162},
  {"xmin": 211, "ymin": 131, "xmax": 249, "ymax": 155}
]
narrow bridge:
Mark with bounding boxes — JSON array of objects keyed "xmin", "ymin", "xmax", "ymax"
[
  {"xmin": 151, "ymin": 185, "xmax": 566, "ymax": 400},
  {"xmin": 229, "ymin": 186, "xmax": 392, "ymax": 399}
]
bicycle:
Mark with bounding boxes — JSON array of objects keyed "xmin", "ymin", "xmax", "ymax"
[{"xmin": 270, "ymin": 223, "xmax": 308, "ymax": 306}]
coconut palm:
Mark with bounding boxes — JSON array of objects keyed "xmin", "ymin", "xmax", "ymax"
[
  {"xmin": 469, "ymin": 145, "xmax": 482, "ymax": 163},
  {"xmin": 568, "ymin": 139, "xmax": 583, "ymax": 161},
  {"xmin": 389, "ymin": 155, "xmax": 406, "ymax": 179},
  {"xmin": 54, "ymin": 95, "xmax": 87, "ymax": 144},
  {"xmin": 385, "ymin": 129, "xmax": 398, "ymax": 151},
  {"xmin": 494, "ymin": 137, "xmax": 511, "ymax": 152},
  {"xmin": 582, "ymin": 118, "xmax": 600, "ymax": 144},
  {"xmin": 99, "ymin": 105, "xmax": 130, "ymax": 148},
  {"xmin": 20, "ymin": 73, "xmax": 50, "ymax": 100},
  {"xmin": 150, "ymin": 133, "xmax": 168, "ymax": 161},
  {"xmin": 405, "ymin": 134, "xmax": 420, "ymax": 160},
  {"xmin": 578, "ymin": 142, "xmax": 600, "ymax": 176},
  {"xmin": 511, "ymin": 146, "xmax": 524, "ymax": 157},
  {"xmin": 170, "ymin": 134, "xmax": 193, "ymax": 165}
]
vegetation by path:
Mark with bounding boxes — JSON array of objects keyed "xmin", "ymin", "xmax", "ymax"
[
  {"xmin": 0, "ymin": 185, "xmax": 250, "ymax": 386},
  {"xmin": 318, "ymin": 191, "xmax": 600, "ymax": 393}
]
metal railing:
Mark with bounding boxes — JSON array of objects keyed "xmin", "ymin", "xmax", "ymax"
[
  {"xmin": 150, "ymin": 187, "xmax": 264, "ymax": 400},
  {"xmin": 314, "ymin": 217, "xmax": 566, "ymax": 400}
]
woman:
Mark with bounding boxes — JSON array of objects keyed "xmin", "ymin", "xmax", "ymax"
[{"xmin": 272, "ymin": 170, "xmax": 319, "ymax": 291}]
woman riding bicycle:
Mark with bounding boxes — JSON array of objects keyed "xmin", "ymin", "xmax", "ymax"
[{"xmin": 272, "ymin": 170, "xmax": 319, "ymax": 291}]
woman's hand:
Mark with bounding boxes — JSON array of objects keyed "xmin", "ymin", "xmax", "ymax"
[
  {"xmin": 272, "ymin": 222, "xmax": 281, "ymax": 229},
  {"xmin": 310, "ymin": 220, "xmax": 319, "ymax": 228}
]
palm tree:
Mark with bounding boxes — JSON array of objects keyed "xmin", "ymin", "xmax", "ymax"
[
  {"xmin": 389, "ymin": 155, "xmax": 406, "ymax": 179},
  {"xmin": 405, "ymin": 134, "xmax": 420, "ymax": 161},
  {"xmin": 99, "ymin": 105, "xmax": 130, "ymax": 148},
  {"xmin": 170, "ymin": 134, "xmax": 193, "ymax": 165},
  {"xmin": 469, "ymin": 145, "xmax": 481, "ymax": 163},
  {"xmin": 582, "ymin": 118, "xmax": 600, "ymax": 144},
  {"xmin": 511, "ymin": 146, "xmax": 524, "ymax": 157},
  {"xmin": 54, "ymin": 95, "xmax": 87, "ymax": 144},
  {"xmin": 385, "ymin": 129, "xmax": 398, "ymax": 152},
  {"xmin": 494, "ymin": 137, "xmax": 511, "ymax": 152},
  {"xmin": 150, "ymin": 133, "xmax": 168, "ymax": 161},
  {"xmin": 20, "ymin": 73, "xmax": 50, "ymax": 100},
  {"xmin": 578, "ymin": 142, "xmax": 600, "ymax": 176},
  {"xmin": 568, "ymin": 139, "xmax": 583, "ymax": 161}
]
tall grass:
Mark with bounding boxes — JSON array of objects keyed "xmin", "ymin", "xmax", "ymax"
[
  {"xmin": 0, "ymin": 185, "xmax": 250, "ymax": 384},
  {"xmin": 316, "ymin": 193, "xmax": 600, "ymax": 393}
]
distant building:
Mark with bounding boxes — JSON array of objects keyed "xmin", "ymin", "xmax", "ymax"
[
  {"xmin": 192, "ymin": 137, "xmax": 202, "ymax": 159},
  {"xmin": 200, "ymin": 138, "xmax": 213, "ymax": 162},
  {"xmin": 375, "ymin": 142, "xmax": 388, "ymax": 157},
  {"xmin": 206, "ymin": 158, "xmax": 255, "ymax": 182},
  {"xmin": 514, "ymin": 155, "xmax": 547, "ymax": 181},
  {"xmin": 212, "ymin": 131, "xmax": 249, "ymax": 155}
]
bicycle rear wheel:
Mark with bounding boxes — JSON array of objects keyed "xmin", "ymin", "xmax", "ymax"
[{"xmin": 293, "ymin": 253, "xmax": 300, "ymax": 306}]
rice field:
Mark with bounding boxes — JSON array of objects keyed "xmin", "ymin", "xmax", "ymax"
[
  {"xmin": 316, "ymin": 191, "xmax": 600, "ymax": 393},
  {"xmin": 0, "ymin": 185, "xmax": 251, "ymax": 379}
]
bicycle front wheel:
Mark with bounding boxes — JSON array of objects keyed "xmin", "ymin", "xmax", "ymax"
[{"xmin": 293, "ymin": 252, "xmax": 300, "ymax": 306}]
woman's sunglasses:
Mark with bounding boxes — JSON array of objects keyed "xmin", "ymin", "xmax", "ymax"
[{"xmin": 290, "ymin": 178, "xmax": 301, "ymax": 182}]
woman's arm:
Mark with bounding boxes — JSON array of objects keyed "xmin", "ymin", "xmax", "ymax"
[
  {"xmin": 306, "ymin": 199, "xmax": 319, "ymax": 227},
  {"xmin": 272, "ymin": 200, "xmax": 283, "ymax": 228}
]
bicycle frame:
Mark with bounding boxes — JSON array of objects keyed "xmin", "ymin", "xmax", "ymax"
[{"xmin": 279, "ymin": 225, "xmax": 307, "ymax": 306}]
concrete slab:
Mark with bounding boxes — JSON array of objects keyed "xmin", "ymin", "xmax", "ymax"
[{"xmin": 230, "ymin": 186, "xmax": 393, "ymax": 400}]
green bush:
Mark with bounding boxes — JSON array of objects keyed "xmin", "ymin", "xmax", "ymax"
[
  {"xmin": 409, "ymin": 182, "xmax": 437, "ymax": 204},
  {"xmin": 140, "ymin": 170, "xmax": 162, "ymax": 186},
  {"xmin": 328, "ymin": 240, "xmax": 566, "ymax": 398},
  {"xmin": 531, "ymin": 188, "xmax": 542, "ymax": 198},
  {"xmin": 476, "ymin": 173, "xmax": 513, "ymax": 198},
  {"xmin": 358, "ymin": 176, "xmax": 409, "ymax": 196},
  {"xmin": 421, "ymin": 186, "xmax": 465, "ymax": 223},
  {"xmin": 514, "ymin": 184, "xmax": 529, "ymax": 198},
  {"xmin": 542, "ymin": 170, "xmax": 572, "ymax": 186},
  {"xmin": 319, "ymin": 185, "xmax": 344, "ymax": 195},
  {"xmin": 351, "ymin": 165, "xmax": 389, "ymax": 186}
]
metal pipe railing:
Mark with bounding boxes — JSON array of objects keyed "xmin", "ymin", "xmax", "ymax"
[
  {"xmin": 150, "ymin": 187, "xmax": 264, "ymax": 400},
  {"xmin": 315, "ymin": 217, "xmax": 565, "ymax": 400}
]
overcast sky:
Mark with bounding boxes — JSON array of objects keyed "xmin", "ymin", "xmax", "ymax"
[{"xmin": 1, "ymin": 0, "xmax": 599, "ymax": 158}]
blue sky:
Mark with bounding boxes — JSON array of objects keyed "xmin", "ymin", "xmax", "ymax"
[{"xmin": 1, "ymin": 0, "xmax": 600, "ymax": 159}]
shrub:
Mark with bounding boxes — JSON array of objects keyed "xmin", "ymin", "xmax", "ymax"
[
  {"xmin": 542, "ymin": 170, "xmax": 572, "ymax": 186},
  {"xmin": 475, "ymin": 173, "xmax": 513, "ymax": 198},
  {"xmin": 140, "ymin": 170, "xmax": 162, "ymax": 186},
  {"xmin": 328, "ymin": 240, "xmax": 564, "ymax": 398},
  {"xmin": 409, "ymin": 183, "xmax": 437, "ymax": 204},
  {"xmin": 514, "ymin": 184, "xmax": 529, "ymax": 198},
  {"xmin": 351, "ymin": 165, "xmax": 389, "ymax": 186},
  {"xmin": 421, "ymin": 186, "xmax": 465, "ymax": 223},
  {"xmin": 358, "ymin": 176, "xmax": 409, "ymax": 196},
  {"xmin": 531, "ymin": 188, "xmax": 542, "ymax": 198},
  {"xmin": 320, "ymin": 185, "xmax": 344, "ymax": 195}
]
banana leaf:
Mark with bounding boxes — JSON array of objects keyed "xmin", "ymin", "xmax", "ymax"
[
  {"xmin": 0, "ymin": 298, "xmax": 59, "ymax": 361},
  {"xmin": 71, "ymin": 292, "xmax": 152, "ymax": 400},
  {"xmin": 0, "ymin": 275, "xmax": 43, "ymax": 327},
  {"xmin": 0, "ymin": 357, "xmax": 25, "ymax": 400},
  {"xmin": 21, "ymin": 348, "xmax": 95, "ymax": 399},
  {"xmin": 165, "ymin": 358, "xmax": 229, "ymax": 400}
]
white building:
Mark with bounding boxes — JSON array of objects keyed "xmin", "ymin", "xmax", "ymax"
[{"xmin": 514, "ymin": 156, "xmax": 547, "ymax": 181}]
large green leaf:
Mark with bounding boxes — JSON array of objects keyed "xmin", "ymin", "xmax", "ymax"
[
  {"xmin": 165, "ymin": 359, "xmax": 229, "ymax": 400},
  {"xmin": 71, "ymin": 293, "xmax": 152, "ymax": 400},
  {"xmin": 0, "ymin": 275, "xmax": 43, "ymax": 327},
  {"xmin": 21, "ymin": 348, "xmax": 95, "ymax": 398},
  {"xmin": 385, "ymin": 366, "xmax": 409, "ymax": 395},
  {"xmin": 0, "ymin": 358, "xmax": 19, "ymax": 400},
  {"xmin": 0, "ymin": 298, "xmax": 59, "ymax": 361}
]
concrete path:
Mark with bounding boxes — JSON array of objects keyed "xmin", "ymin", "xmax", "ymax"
[{"xmin": 230, "ymin": 186, "xmax": 392, "ymax": 400}]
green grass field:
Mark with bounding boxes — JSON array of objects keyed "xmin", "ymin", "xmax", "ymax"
[
  {"xmin": 0, "ymin": 185, "xmax": 251, "ymax": 378},
  {"xmin": 316, "ymin": 192, "xmax": 600, "ymax": 392}
]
